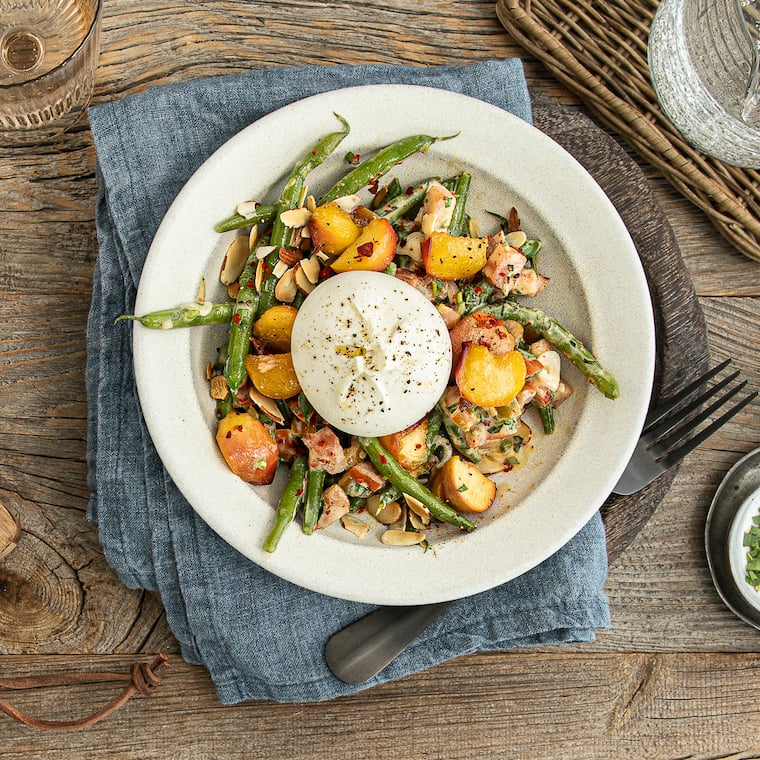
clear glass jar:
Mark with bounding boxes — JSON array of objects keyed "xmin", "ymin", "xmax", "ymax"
[{"xmin": 649, "ymin": 0, "xmax": 760, "ymax": 168}]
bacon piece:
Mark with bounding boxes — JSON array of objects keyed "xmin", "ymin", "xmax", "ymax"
[
  {"xmin": 316, "ymin": 484, "xmax": 351, "ymax": 529},
  {"xmin": 347, "ymin": 461, "xmax": 386, "ymax": 492},
  {"xmin": 302, "ymin": 427, "xmax": 348, "ymax": 474}
]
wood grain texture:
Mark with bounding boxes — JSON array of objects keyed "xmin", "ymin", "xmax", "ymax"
[
  {"xmin": 0, "ymin": 0, "xmax": 759, "ymax": 754},
  {"xmin": 3, "ymin": 653, "xmax": 760, "ymax": 758}
]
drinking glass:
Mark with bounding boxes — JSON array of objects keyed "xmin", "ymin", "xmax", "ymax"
[
  {"xmin": 0, "ymin": 0, "xmax": 102, "ymax": 146},
  {"xmin": 648, "ymin": 0, "xmax": 760, "ymax": 168}
]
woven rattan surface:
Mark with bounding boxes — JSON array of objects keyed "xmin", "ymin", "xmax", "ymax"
[{"xmin": 496, "ymin": 0, "xmax": 760, "ymax": 262}]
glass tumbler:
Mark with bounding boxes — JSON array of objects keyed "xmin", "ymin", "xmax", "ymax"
[
  {"xmin": 0, "ymin": 0, "xmax": 102, "ymax": 146},
  {"xmin": 648, "ymin": 0, "xmax": 760, "ymax": 168}
]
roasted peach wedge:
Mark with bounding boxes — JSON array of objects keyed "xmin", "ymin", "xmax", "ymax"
[
  {"xmin": 308, "ymin": 201, "xmax": 362, "ymax": 255},
  {"xmin": 330, "ymin": 217, "xmax": 398, "ymax": 272},
  {"xmin": 421, "ymin": 231, "xmax": 488, "ymax": 280},
  {"xmin": 455, "ymin": 344, "xmax": 527, "ymax": 407},
  {"xmin": 245, "ymin": 352, "xmax": 301, "ymax": 399},
  {"xmin": 216, "ymin": 411, "xmax": 279, "ymax": 484},
  {"xmin": 436, "ymin": 455, "xmax": 496, "ymax": 514},
  {"xmin": 378, "ymin": 418, "xmax": 430, "ymax": 477},
  {"xmin": 449, "ymin": 311, "xmax": 516, "ymax": 376},
  {"xmin": 252, "ymin": 304, "xmax": 298, "ymax": 352}
]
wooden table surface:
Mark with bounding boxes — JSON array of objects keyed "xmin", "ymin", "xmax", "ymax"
[{"xmin": 1, "ymin": 1, "xmax": 759, "ymax": 757}]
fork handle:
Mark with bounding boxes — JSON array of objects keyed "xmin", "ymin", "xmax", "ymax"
[{"xmin": 325, "ymin": 601, "xmax": 453, "ymax": 684}]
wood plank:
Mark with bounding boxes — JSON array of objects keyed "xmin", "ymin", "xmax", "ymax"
[{"xmin": 1, "ymin": 653, "xmax": 760, "ymax": 758}]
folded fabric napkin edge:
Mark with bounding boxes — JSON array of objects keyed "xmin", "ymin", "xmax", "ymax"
[{"xmin": 86, "ymin": 58, "xmax": 610, "ymax": 705}]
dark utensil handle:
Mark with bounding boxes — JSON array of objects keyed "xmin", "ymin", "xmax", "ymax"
[{"xmin": 325, "ymin": 601, "xmax": 453, "ymax": 684}]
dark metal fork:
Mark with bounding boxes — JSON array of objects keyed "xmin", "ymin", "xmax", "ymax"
[
  {"xmin": 325, "ymin": 359, "xmax": 757, "ymax": 685},
  {"xmin": 613, "ymin": 359, "xmax": 757, "ymax": 495}
]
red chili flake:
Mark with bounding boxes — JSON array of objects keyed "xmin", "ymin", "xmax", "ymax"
[
  {"xmin": 473, "ymin": 286, "xmax": 482, "ymax": 294},
  {"xmin": 233, "ymin": 313, "xmax": 241, "ymax": 324},
  {"xmin": 379, "ymin": 454, "xmax": 387, "ymax": 465},
  {"xmin": 246, "ymin": 279, "xmax": 254, "ymax": 288},
  {"xmin": 405, "ymin": 186, "xmax": 415, "ymax": 195},
  {"xmin": 225, "ymin": 431, "xmax": 233, "ymax": 439},
  {"xmin": 319, "ymin": 266, "xmax": 332, "ymax": 280},
  {"xmin": 296, "ymin": 488, "xmax": 304, "ymax": 496},
  {"xmin": 311, "ymin": 150, "xmax": 317, "ymax": 156},
  {"xmin": 356, "ymin": 241, "xmax": 374, "ymax": 258}
]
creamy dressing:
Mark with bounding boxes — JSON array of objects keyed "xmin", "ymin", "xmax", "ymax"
[{"xmin": 291, "ymin": 271, "xmax": 452, "ymax": 437}]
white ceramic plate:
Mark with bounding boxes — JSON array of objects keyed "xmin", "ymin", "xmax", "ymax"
[{"xmin": 133, "ymin": 85, "xmax": 655, "ymax": 605}]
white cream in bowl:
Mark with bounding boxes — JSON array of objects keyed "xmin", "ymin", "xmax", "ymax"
[{"xmin": 290, "ymin": 271, "xmax": 452, "ymax": 437}]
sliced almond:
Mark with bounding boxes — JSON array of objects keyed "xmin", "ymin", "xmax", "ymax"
[
  {"xmin": 294, "ymin": 263, "xmax": 316, "ymax": 294},
  {"xmin": 272, "ymin": 260, "xmax": 289, "ymax": 279},
  {"xmin": 403, "ymin": 494, "xmax": 431, "ymax": 520},
  {"xmin": 334, "ymin": 194, "xmax": 362, "ymax": 212},
  {"xmin": 306, "ymin": 194, "xmax": 317, "ymax": 212},
  {"xmin": 248, "ymin": 387, "xmax": 286, "ymax": 424},
  {"xmin": 278, "ymin": 247, "xmax": 303, "ymax": 267},
  {"xmin": 256, "ymin": 244, "xmax": 277, "ymax": 261},
  {"xmin": 505, "ymin": 230, "xmax": 528, "ymax": 249},
  {"xmin": 220, "ymin": 237, "xmax": 250, "ymax": 285},
  {"xmin": 381, "ymin": 529, "xmax": 426, "ymax": 546},
  {"xmin": 254, "ymin": 260, "xmax": 265, "ymax": 292},
  {"xmin": 248, "ymin": 224, "xmax": 259, "ymax": 252},
  {"xmin": 389, "ymin": 504, "xmax": 408, "ymax": 532},
  {"xmin": 196, "ymin": 276, "xmax": 206, "ymax": 303},
  {"xmin": 341, "ymin": 514, "xmax": 370, "ymax": 539},
  {"xmin": 236, "ymin": 200, "xmax": 260, "ymax": 218},
  {"xmin": 300, "ymin": 254, "xmax": 321, "ymax": 284},
  {"xmin": 210, "ymin": 375, "xmax": 229, "ymax": 400},
  {"xmin": 280, "ymin": 206, "xmax": 312, "ymax": 229},
  {"xmin": 274, "ymin": 267, "xmax": 297, "ymax": 302},
  {"xmin": 409, "ymin": 511, "xmax": 429, "ymax": 531},
  {"xmin": 468, "ymin": 218, "xmax": 482, "ymax": 237}
]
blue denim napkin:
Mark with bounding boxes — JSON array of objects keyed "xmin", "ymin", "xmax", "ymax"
[{"xmin": 86, "ymin": 59, "xmax": 610, "ymax": 704}]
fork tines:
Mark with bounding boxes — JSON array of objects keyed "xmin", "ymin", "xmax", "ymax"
[{"xmin": 643, "ymin": 359, "xmax": 758, "ymax": 468}]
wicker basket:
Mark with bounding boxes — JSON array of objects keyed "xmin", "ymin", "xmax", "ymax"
[{"xmin": 496, "ymin": 0, "xmax": 760, "ymax": 262}]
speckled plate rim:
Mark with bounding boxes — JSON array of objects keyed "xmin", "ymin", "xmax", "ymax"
[
  {"xmin": 133, "ymin": 84, "xmax": 655, "ymax": 605},
  {"xmin": 705, "ymin": 447, "xmax": 760, "ymax": 629}
]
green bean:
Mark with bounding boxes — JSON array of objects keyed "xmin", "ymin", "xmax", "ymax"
[
  {"xmin": 480, "ymin": 301, "xmax": 620, "ymax": 400},
  {"xmin": 358, "ymin": 437, "xmax": 476, "ymax": 533},
  {"xmin": 425, "ymin": 405, "xmax": 444, "ymax": 450},
  {"xmin": 263, "ymin": 455, "xmax": 307, "ymax": 552},
  {"xmin": 223, "ymin": 248, "xmax": 260, "ymax": 392},
  {"xmin": 534, "ymin": 401, "xmax": 555, "ymax": 434},
  {"xmin": 115, "ymin": 301, "xmax": 234, "ymax": 329},
  {"xmin": 374, "ymin": 178, "xmax": 437, "ymax": 223},
  {"xmin": 447, "ymin": 171, "xmax": 471, "ymax": 236},
  {"xmin": 319, "ymin": 133, "xmax": 457, "ymax": 205},
  {"xmin": 214, "ymin": 203, "xmax": 278, "ymax": 234},
  {"xmin": 257, "ymin": 114, "xmax": 351, "ymax": 316},
  {"xmin": 302, "ymin": 466, "xmax": 326, "ymax": 536}
]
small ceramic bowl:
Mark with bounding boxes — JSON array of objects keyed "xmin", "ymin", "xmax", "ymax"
[
  {"xmin": 705, "ymin": 447, "xmax": 760, "ymax": 629},
  {"xmin": 727, "ymin": 486, "xmax": 760, "ymax": 612}
]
